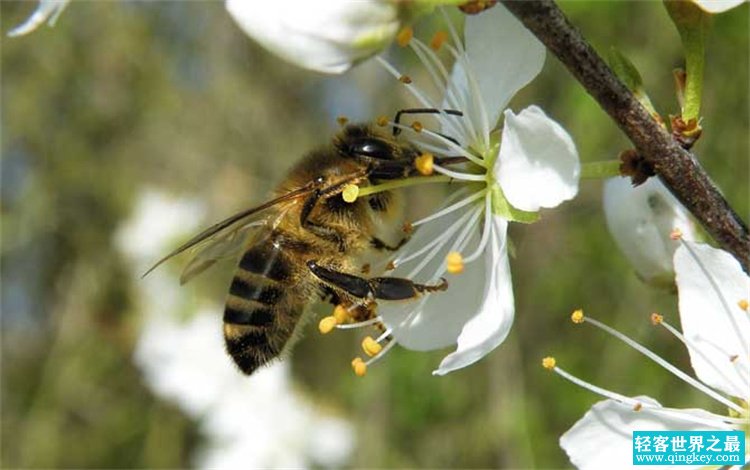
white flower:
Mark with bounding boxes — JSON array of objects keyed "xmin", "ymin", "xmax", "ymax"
[
  {"xmin": 691, "ymin": 0, "xmax": 746, "ymax": 13},
  {"xmin": 226, "ymin": 0, "xmax": 425, "ymax": 74},
  {"xmin": 546, "ymin": 240, "xmax": 749, "ymax": 469},
  {"xmin": 603, "ymin": 176, "xmax": 698, "ymax": 285},
  {"xmin": 328, "ymin": 6, "xmax": 579, "ymax": 376},
  {"xmin": 8, "ymin": 0, "xmax": 70, "ymax": 37}
]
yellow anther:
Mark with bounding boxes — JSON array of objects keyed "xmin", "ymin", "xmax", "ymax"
[
  {"xmin": 396, "ymin": 26, "xmax": 413, "ymax": 47},
  {"xmin": 362, "ymin": 336, "xmax": 383, "ymax": 357},
  {"xmin": 633, "ymin": 402, "xmax": 643, "ymax": 412},
  {"xmin": 446, "ymin": 251, "xmax": 464, "ymax": 274},
  {"xmin": 385, "ymin": 260, "xmax": 396, "ymax": 271},
  {"xmin": 336, "ymin": 115, "xmax": 349, "ymax": 126},
  {"xmin": 650, "ymin": 312, "xmax": 663, "ymax": 325},
  {"xmin": 415, "ymin": 153, "xmax": 434, "ymax": 176},
  {"xmin": 670, "ymin": 228, "xmax": 683, "ymax": 240},
  {"xmin": 738, "ymin": 299, "xmax": 749, "ymax": 311},
  {"xmin": 342, "ymin": 184, "xmax": 359, "ymax": 203},
  {"xmin": 333, "ymin": 305, "xmax": 349, "ymax": 324},
  {"xmin": 376, "ymin": 115, "xmax": 389, "ymax": 127},
  {"xmin": 318, "ymin": 316, "xmax": 337, "ymax": 334},
  {"xmin": 571, "ymin": 309, "xmax": 585, "ymax": 324},
  {"xmin": 410, "ymin": 121, "xmax": 423, "ymax": 133},
  {"xmin": 430, "ymin": 30, "xmax": 449, "ymax": 51},
  {"xmin": 351, "ymin": 357, "xmax": 367, "ymax": 377},
  {"xmin": 542, "ymin": 356, "xmax": 556, "ymax": 370},
  {"xmin": 399, "ymin": 74, "xmax": 412, "ymax": 84}
]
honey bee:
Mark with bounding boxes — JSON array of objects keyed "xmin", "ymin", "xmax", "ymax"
[{"xmin": 146, "ymin": 119, "xmax": 464, "ymax": 375}]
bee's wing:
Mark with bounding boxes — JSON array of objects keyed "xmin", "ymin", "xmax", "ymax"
[
  {"xmin": 142, "ymin": 182, "xmax": 316, "ymax": 279},
  {"xmin": 178, "ymin": 219, "xmax": 265, "ymax": 285}
]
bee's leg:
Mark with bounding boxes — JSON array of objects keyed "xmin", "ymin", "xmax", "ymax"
[
  {"xmin": 370, "ymin": 236, "xmax": 408, "ymax": 252},
  {"xmin": 307, "ymin": 260, "xmax": 448, "ymax": 302}
]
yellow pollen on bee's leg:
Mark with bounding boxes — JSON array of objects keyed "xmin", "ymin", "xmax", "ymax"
[
  {"xmin": 410, "ymin": 121, "xmax": 423, "ymax": 133},
  {"xmin": 542, "ymin": 356, "xmax": 556, "ymax": 370},
  {"xmin": 333, "ymin": 305, "xmax": 349, "ymax": 324},
  {"xmin": 336, "ymin": 116, "xmax": 349, "ymax": 126},
  {"xmin": 351, "ymin": 357, "xmax": 367, "ymax": 377},
  {"xmin": 738, "ymin": 299, "xmax": 749, "ymax": 311},
  {"xmin": 415, "ymin": 153, "xmax": 434, "ymax": 176},
  {"xmin": 318, "ymin": 316, "xmax": 337, "ymax": 334},
  {"xmin": 376, "ymin": 115, "xmax": 389, "ymax": 127},
  {"xmin": 430, "ymin": 30, "xmax": 448, "ymax": 51},
  {"xmin": 670, "ymin": 228, "xmax": 683, "ymax": 240},
  {"xmin": 446, "ymin": 251, "xmax": 464, "ymax": 274},
  {"xmin": 362, "ymin": 336, "xmax": 383, "ymax": 357},
  {"xmin": 571, "ymin": 309, "xmax": 585, "ymax": 324},
  {"xmin": 396, "ymin": 26, "xmax": 413, "ymax": 47},
  {"xmin": 650, "ymin": 312, "xmax": 663, "ymax": 325},
  {"xmin": 342, "ymin": 184, "xmax": 360, "ymax": 203},
  {"xmin": 399, "ymin": 74, "xmax": 412, "ymax": 84}
]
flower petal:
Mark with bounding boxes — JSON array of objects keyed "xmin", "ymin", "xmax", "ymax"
[
  {"xmin": 8, "ymin": 0, "xmax": 70, "ymax": 37},
  {"xmin": 674, "ymin": 242, "xmax": 750, "ymax": 400},
  {"xmin": 496, "ymin": 106, "xmax": 580, "ymax": 212},
  {"xmin": 560, "ymin": 397, "xmax": 732, "ymax": 470},
  {"xmin": 464, "ymin": 5, "xmax": 545, "ymax": 128},
  {"xmin": 380, "ymin": 203, "xmax": 486, "ymax": 350},
  {"xmin": 603, "ymin": 177, "xmax": 697, "ymax": 284},
  {"xmin": 692, "ymin": 0, "xmax": 745, "ymax": 13},
  {"xmin": 434, "ymin": 216, "xmax": 513, "ymax": 375},
  {"xmin": 226, "ymin": 0, "xmax": 403, "ymax": 74}
]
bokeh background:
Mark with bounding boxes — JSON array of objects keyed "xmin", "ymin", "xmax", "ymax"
[{"xmin": 2, "ymin": 1, "xmax": 747, "ymax": 468}]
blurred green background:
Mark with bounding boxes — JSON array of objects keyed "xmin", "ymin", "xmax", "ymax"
[{"xmin": 2, "ymin": 1, "xmax": 747, "ymax": 468}]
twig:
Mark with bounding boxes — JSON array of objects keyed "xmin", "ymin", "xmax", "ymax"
[{"xmin": 500, "ymin": 0, "xmax": 749, "ymax": 271}]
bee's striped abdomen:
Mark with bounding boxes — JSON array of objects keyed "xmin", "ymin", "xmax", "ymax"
[{"xmin": 223, "ymin": 239, "xmax": 298, "ymax": 375}]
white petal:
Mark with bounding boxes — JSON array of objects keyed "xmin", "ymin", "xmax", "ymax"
[
  {"xmin": 560, "ymin": 397, "xmax": 733, "ymax": 470},
  {"xmin": 603, "ymin": 177, "xmax": 698, "ymax": 284},
  {"xmin": 226, "ymin": 0, "xmax": 402, "ymax": 74},
  {"xmin": 380, "ymin": 203, "xmax": 486, "ymax": 350},
  {"xmin": 464, "ymin": 5, "xmax": 545, "ymax": 127},
  {"xmin": 433, "ymin": 216, "xmax": 513, "ymax": 375},
  {"xmin": 674, "ymin": 242, "xmax": 750, "ymax": 400},
  {"xmin": 496, "ymin": 106, "xmax": 580, "ymax": 212},
  {"xmin": 692, "ymin": 0, "xmax": 746, "ymax": 13},
  {"xmin": 8, "ymin": 0, "xmax": 69, "ymax": 37}
]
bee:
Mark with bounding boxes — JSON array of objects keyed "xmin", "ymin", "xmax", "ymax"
[{"xmin": 146, "ymin": 119, "xmax": 465, "ymax": 375}]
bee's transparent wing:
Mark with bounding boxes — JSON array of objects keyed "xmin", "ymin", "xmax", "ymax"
[
  {"xmin": 178, "ymin": 219, "xmax": 266, "ymax": 285},
  {"xmin": 142, "ymin": 182, "xmax": 317, "ymax": 279}
]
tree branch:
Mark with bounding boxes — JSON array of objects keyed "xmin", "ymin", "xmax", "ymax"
[{"xmin": 500, "ymin": 0, "xmax": 749, "ymax": 271}]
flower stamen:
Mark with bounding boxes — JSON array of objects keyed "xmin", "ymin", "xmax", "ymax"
[
  {"xmin": 415, "ymin": 153, "xmax": 434, "ymax": 175},
  {"xmin": 446, "ymin": 251, "xmax": 464, "ymax": 274},
  {"xmin": 430, "ymin": 30, "xmax": 449, "ymax": 51},
  {"xmin": 342, "ymin": 184, "xmax": 359, "ymax": 203},
  {"xmin": 396, "ymin": 26, "xmax": 413, "ymax": 47}
]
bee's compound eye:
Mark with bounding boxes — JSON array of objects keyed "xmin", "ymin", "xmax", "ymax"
[{"xmin": 350, "ymin": 138, "xmax": 392, "ymax": 160}]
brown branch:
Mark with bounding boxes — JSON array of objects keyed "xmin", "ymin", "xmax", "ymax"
[{"xmin": 500, "ymin": 0, "xmax": 749, "ymax": 271}]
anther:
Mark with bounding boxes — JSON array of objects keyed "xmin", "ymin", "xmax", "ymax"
[
  {"xmin": 318, "ymin": 316, "xmax": 337, "ymax": 334},
  {"xmin": 446, "ymin": 251, "xmax": 464, "ymax": 274},
  {"xmin": 342, "ymin": 184, "xmax": 360, "ymax": 203},
  {"xmin": 650, "ymin": 313, "xmax": 663, "ymax": 325},
  {"xmin": 633, "ymin": 402, "xmax": 643, "ymax": 412},
  {"xmin": 396, "ymin": 26, "xmax": 413, "ymax": 47},
  {"xmin": 571, "ymin": 309, "xmax": 585, "ymax": 324},
  {"xmin": 385, "ymin": 260, "xmax": 396, "ymax": 271},
  {"xmin": 730, "ymin": 354, "xmax": 739, "ymax": 363},
  {"xmin": 376, "ymin": 115, "xmax": 389, "ymax": 127},
  {"xmin": 402, "ymin": 222, "xmax": 413, "ymax": 234},
  {"xmin": 351, "ymin": 357, "xmax": 367, "ymax": 377},
  {"xmin": 415, "ymin": 153, "xmax": 434, "ymax": 175},
  {"xmin": 410, "ymin": 121, "xmax": 423, "ymax": 132},
  {"xmin": 670, "ymin": 228, "xmax": 683, "ymax": 240},
  {"xmin": 362, "ymin": 336, "xmax": 383, "ymax": 357},
  {"xmin": 333, "ymin": 305, "xmax": 349, "ymax": 324},
  {"xmin": 336, "ymin": 116, "xmax": 349, "ymax": 126},
  {"xmin": 738, "ymin": 299, "xmax": 749, "ymax": 311},
  {"xmin": 430, "ymin": 30, "xmax": 449, "ymax": 51},
  {"xmin": 399, "ymin": 74, "xmax": 412, "ymax": 84},
  {"xmin": 542, "ymin": 356, "xmax": 556, "ymax": 370}
]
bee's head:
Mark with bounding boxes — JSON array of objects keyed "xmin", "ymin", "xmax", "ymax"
[{"xmin": 336, "ymin": 124, "xmax": 417, "ymax": 162}]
